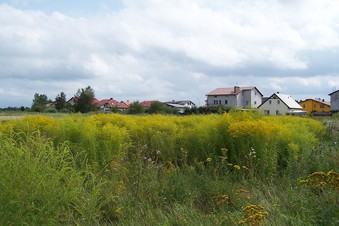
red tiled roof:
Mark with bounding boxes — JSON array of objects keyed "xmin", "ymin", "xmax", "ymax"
[
  {"xmin": 98, "ymin": 98, "xmax": 119, "ymax": 108},
  {"xmin": 141, "ymin": 100, "xmax": 155, "ymax": 107},
  {"xmin": 92, "ymin": 98, "xmax": 100, "ymax": 106},
  {"xmin": 206, "ymin": 86, "xmax": 256, "ymax": 96},
  {"xmin": 117, "ymin": 101, "xmax": 130, "ymax": 109}
]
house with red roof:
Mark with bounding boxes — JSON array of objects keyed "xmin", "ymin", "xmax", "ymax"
[
  {"xmin": 117, "ymin": 100, "xmax": 133, "ymax": 111},
  {"xmin": 97, "ymin": 98, "xmax": 119, "ymax": 111},
  {"xmin": 206, "ymin": 86, "xmax": 263, "ymax": 109}
]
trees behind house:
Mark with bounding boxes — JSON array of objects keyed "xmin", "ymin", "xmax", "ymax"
[
  {"xmin": 74, "ymin": 86, "xmax": 97, "ymax": 113},
  {"xmin": 55, "ymin": 92, "xmax": 66, "ymax": 112},
  {"xmin": 31, "ymin": 93, "xmax": 48, "ymax": 112},
  {"xmin": 127, "ymin": 101, "xmax": 144, "ymax": 114}
]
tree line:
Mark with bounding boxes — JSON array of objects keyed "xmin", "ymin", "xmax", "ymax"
[
  {"xmin": 31, "ymin": 86, "xmax": 97, "ymax": 113},
  {"xmin": 1, "ymin": 85, "xmax": 230, "ymax": 115}
]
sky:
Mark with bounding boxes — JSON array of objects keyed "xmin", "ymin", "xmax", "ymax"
[{"xmin": 0, "ymin": 0, "xmax": 339, "ymax": 108}]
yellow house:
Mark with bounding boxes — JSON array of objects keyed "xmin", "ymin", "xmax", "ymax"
[{"xmin": 298, "ymin": 98, "xmax": 331, "ymax": 113}]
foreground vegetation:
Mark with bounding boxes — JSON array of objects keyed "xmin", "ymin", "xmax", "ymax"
[{"xmin": 0, "ymin": 111, "xmax": 338, "ymax": 225}]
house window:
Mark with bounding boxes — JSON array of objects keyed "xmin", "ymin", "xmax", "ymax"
[
  {"xmin": 264, "ymin": 110, "xmax": 270, "ymax": 115},
  {"xmin": 269, "ymin": 100, "xmax": 272, "ymax": 104},
  {"xmin": 320, "ymin": 103, "xmax": 324, "ymax": 108},
  {"xmin": 254, "ymin": 101, "xmax": 257, "ymax": 105},
  {"xmin": 276, "ymin": 110, "xmax": 280, "ymax": 115},
  {"xmin": 277, "ymin": 100, "xmax": 280, "ymax": 104},
  {"xmin": 303, "ymin": 104, "xmax": 305, "ymax": 108},
  {"xmin": 246, "ymin": 101, "xmax": 249, "ymax": 106},
  {"xmin": 225, "ymin": 100, "xmax": 228, "ymax": 105},
  {"xmin": 219, "ymin": 100, "xmax": 221, "ymax": 104},
  {"xmin": 213, "ymin": 100, "xmax": 218, "ymax": 105},
  {"xmin": 314, "ymin": 104, "xmax": 316, "ymax": 108}
]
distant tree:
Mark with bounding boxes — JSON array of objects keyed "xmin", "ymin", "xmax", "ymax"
[
  {"xmin": 127, "ymin": 101, "xmax": 144, "ymax": 114},
  {"xmin": 74, "ymin": 86, "xmax": 97, "ymax": 113},
  {"xmin": 31, "ymin": 93, "xmax": 48, "ymax": 112},
  {"xmin": 147, "ymin": 101, "xmax": 166, "ymax": 114},
  {"xmin": 55, "ymin": 92, "xmax": 67, "ymax": 112}
]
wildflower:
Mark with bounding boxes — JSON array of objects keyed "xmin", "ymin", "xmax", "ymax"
[
  {"xmin": 242, "ymin": 166, "xmax": 249, "ymax": 170},
  {"xmin": 114, "ymin": 207, "xmax": 123, "ymax": 215},
  {"xmin": 234, "ymin": 165, "xmax": 241, "ymax": 170},
  {"xmin": 206, "ymin": 157, "xmax": 212, "ymax": 162}
]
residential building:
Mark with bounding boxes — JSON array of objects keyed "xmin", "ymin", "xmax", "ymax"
[
  {"xmin": 164, "ymin": 100, "xmax": 196, "ymax": 113},
  {"xmin": 258, "ymin": 93, "xmax": 305, "ymax": 115},
  {"xmin": 206, "ymin": 86, "xmax": 263, "ymax": 109},
  {"xmin": 298, "ymin": 98, "xmax": 331, "ymax": 113},
  {"xmin": 117, "ymin": 100, "xmax": 132, "ymax": 111},
  {"xmin": 97, "ymin": 98, "xmax": 119, "ymax": 111},
  {"xmin": 141, "ymin": 100, "xmax": 155, "ymax": 108},
  {"xmin": 329, "ymin": 90, "xmax": 339, "ymax": 112}
]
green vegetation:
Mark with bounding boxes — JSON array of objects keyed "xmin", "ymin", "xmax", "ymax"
[{"xmin": 0, "ymin": 112, "xmax": 338, "ymax": 225}]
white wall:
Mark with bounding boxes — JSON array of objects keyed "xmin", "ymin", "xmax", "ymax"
[{"xmin": 259, "ymin": 98, "xmax": 289, "ymax": 115}]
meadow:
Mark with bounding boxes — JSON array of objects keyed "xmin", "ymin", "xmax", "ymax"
[{"xmin": 0, "ymin": 111, "xmax": 338, "ymax": 225}]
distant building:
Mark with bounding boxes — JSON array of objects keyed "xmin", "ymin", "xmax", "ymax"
[
  {"xmin": 258, "ymin": 93, "xmax": 305, "ymax": 115},
  {"xmin": 164, "ymin": 100, "xmax": 196, "ymax": 113},
  {"xmin": 298, "ymin": 98, "xmax": 331, "ymax": 113},
  {"xmin": 329, "ymin": 90, "xmax": 339, "ymax": 112},
  {"xmin": 97, "ymin": 98, "xmax": 119, "ymax": 111},
  {"xmin": 206, "ymin": 86, "xmax": 263, "ymax": 109}
]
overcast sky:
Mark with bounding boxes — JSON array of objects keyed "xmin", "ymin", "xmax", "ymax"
[{"xmin": 1, "ymin": 0, "xmax": 339, "ymax": 107}]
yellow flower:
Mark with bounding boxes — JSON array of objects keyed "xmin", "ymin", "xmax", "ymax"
[
  {"xmin": 206, "ymin": 157, "xmax": 212, "ymax": 162},
  {"xmin": 233, "ymin": 165, "xmax": 241, "ymax": 170}
]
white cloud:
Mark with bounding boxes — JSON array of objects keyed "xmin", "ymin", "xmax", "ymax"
[{"xmin": 0, "ymin": 1, "xmax": 339, "ymax": 107}]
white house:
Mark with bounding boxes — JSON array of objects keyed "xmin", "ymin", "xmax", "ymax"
[
  {"xmin": 164, "ymin": 100, "xmax": 196, "ymax": 113},
  {"xmin": 258, "ymin": 93, "xmax": 305, "ymax": 115},
  {"xmin": 328, "ymin": 90, "xmax": 339, "ymax": 112},
  {"xmin": 206, "ymin": 86, "xmax": 263, "ymax": 109}
]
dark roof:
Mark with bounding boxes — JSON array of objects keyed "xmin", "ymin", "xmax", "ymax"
[{"xmin": 328, "ymin": 90, "xmax": 339, "ymax": 95}]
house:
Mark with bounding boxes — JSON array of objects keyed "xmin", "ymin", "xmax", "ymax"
[
  {"xmin": 206, "ymin": 86, "xmax": 263, "ymax": 109},
  {"xmin": 298, "ymin": 98, "xmax": 331, "ymax": 113},
  {"xmin": 97, "ymin": 98, "xmax": 119, "ymax": 111},
  {"xmin": 140, "ymin": 100, "xmax": 155, "ymax": 108},
  {"xmin": 329, "ymin": 90, "xmax": 339, "ymax": 112},
  {"xmin": 164, "ymin": 100, "xmax": 196, "ymax": 113},
  {"xmin": 117, "ymin": 100, "xmax": 132, "ymax": 111},
  {"xmin": 258, "ymin": 93, "xmax": 305, "ymax": 115}
]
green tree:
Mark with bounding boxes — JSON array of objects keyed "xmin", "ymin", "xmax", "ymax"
[
  {"xmin": 31, "ymin": 93, "xmax": 48, "ymax": 112},
  {"xmin": 55, "ymin": 92, "xmax": 66, "ymax": 112},
  {"xmin": 147, "ymin": 101, "xmax": 166, "ymax": 114},
  {"xmin": 127, "ymin": 101, "xmax": 144, "ymax": 114},
  {"xmin": 74, "ymin": 86, "xmax": 97, "ymax": 113}
]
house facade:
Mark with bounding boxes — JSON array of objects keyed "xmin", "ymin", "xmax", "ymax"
[
  {"xmin": 164, "ymin": 100, "xmax": 196, "ymax": 113},
  {"xmin": 298, "ymin": 98, "xmax": 331, "ymax": 113},
  {"xmin": 258, "ymin": 93, "xmax": 304, "ymax": 115},
  {"xmin": 97, "ymin": 98, "xmax": 119, "ymax": 111},
  {"xmin": 206, "ymin": 86, "xmax": 263, "ymax": 109},
  {"xmin": 329, "ymin": 90, "xmax": 339, "ymax": 112}
]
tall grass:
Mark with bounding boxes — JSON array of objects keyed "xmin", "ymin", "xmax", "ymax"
[{"xmin": 0, "ymin": 112, "xmax": 337, "ymax": 225}]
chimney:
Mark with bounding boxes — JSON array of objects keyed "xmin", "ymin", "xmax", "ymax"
[{"xmin": 234, "ymin": 86, "xmax": 240, "ymax": 93}]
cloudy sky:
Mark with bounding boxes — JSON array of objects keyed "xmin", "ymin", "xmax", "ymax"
[{"xmin": 1, "ymin": 0, "xmax": 339, "ymax": 107}]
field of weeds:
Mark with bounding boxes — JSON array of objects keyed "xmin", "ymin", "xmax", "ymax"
[{"xmin": 0, "ymin": 111, "xmax": 338, "ymax": 225}]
